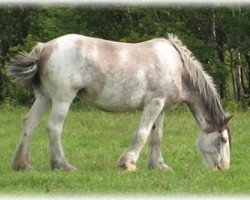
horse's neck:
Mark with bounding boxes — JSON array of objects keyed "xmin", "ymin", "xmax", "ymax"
[{"xmin": 186, "ymin": 93, "xmax": 211, "ymax": 131}]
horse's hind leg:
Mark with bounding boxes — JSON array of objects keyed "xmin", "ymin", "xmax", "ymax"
[
  {"xmin": 12, "ymin": 92, "xmax": 49, "ymax": 171},
  {"xmin": 148, "ymin": 112, "xmax": 173, "ymax": 171},
  {"xmin": 118, "ymin": 98, "xmax": 165, "ymax": 171},
  {"xmin": 47, "ymin": 99, "xmax": 76, "ymax": 172}
]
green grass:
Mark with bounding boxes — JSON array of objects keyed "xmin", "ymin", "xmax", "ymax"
[{"xmin": 0, "ymin": 103, "xmax": 249, "ymax": 195}]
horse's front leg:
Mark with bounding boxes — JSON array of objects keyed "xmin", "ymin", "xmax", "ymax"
[
  {"xmin": 47, "ymin": 100, "xmax": 76, "ymax": 172},
  {"xmin": 12, "ymin": 93, "xmax": 49, "ymax": 171},
  {"xmin": 148, "ymin": 112, "xmax": 173, "ymax": 171},
  {"xmin": 118, "ymin": 98, "xmax": 165, "ymax": 171}
]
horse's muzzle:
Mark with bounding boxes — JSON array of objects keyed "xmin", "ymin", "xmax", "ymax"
[{"xmin": 212, "ymin": 160, "xmax": 230, "ymax": 171}]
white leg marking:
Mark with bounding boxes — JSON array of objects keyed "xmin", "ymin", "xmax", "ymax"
[
  {"xmin": 47, "ymin": 100, "xmax": 76, "ymax": 172},
  {"xmin": 12, "ymin": 94, "xmax": 49, "ymax": 171},
  {"xmin": 148, "ymin": 112, "xmax": 173, "ymax": 171},
  {"xmin": 118, "ymin": 98, "xmax": 165, "ymax": 171}
]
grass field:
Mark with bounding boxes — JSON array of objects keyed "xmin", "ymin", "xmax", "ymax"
[{"xmin": 0, "ymin": 103, "xmax": 249, "ymax": 195}]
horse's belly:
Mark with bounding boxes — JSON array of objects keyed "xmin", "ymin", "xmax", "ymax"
[{"xmin": 93, "ymin": 87, "xmax": 145, "ymax": 112}]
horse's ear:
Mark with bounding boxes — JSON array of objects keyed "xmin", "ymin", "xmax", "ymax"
[{"xmin": 223, "ymin": 114, "xmax": 233, "ymax": 125}]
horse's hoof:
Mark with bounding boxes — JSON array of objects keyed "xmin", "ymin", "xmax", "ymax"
[
  {"xmin": 148, "ymin": 163, "xmax": 173, "ymax": 172},
  {"xmin": 118, "ymin": 162, "xmax": 137, "ymax": 172},
  {"xmin": 117, "ymin": 154, "xmax": 137, "ymax": 172},
  {"xmin": 159, "ymin": 164, "xmax": 174, "ymax": 172},
  {"xmin": 63, "ymin": 165, "xmax": 77, "ymax": 172},
  {"xmin": 12, "ymin": 162, "xmax": 31, "ymax": 171},
  {"xmin": 51, "ymin": 160, "xmax": 77, "ymax": 172}
]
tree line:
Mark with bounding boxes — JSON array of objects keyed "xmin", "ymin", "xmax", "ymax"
[{"xmin": 0, "ymin": 5, "xmax": 249, "ymax": 106}]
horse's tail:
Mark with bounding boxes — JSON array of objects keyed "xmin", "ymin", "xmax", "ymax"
[{"xmin": 9, "ymin": 42, "xmax": 45, "ymax": 87}]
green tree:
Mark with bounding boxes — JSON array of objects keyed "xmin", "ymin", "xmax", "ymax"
[{"xmin": 0, "ymin": 5, "xmax": 249, "ymax": 105}]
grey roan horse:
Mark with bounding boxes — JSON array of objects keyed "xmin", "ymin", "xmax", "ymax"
[{"xmin": 9, "ymin": 34, "xmax": 232, "ymax": 172}]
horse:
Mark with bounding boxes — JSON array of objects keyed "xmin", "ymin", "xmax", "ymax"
[{"xmin": 9, "ymin": 34, "xmax": 232, "ymax": 172}]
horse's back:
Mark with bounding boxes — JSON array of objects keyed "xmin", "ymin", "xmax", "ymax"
[{"xmin": 38, "ymin": 34, "xmax": 183, "ymax": 110}]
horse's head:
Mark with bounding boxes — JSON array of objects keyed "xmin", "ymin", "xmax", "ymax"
[{"xmin": 197, "ymin": 115, "xmax": 232, "ymax": 171}]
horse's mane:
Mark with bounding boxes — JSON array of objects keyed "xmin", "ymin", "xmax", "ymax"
[{"xmin": 168, "ymin": 34, "xmax": 225, "ymax": 126}]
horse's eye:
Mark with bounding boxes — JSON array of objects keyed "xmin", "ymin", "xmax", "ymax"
[{"xmin": 221, "ymin": 137, "xmax": 227, "ymax": 143}]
